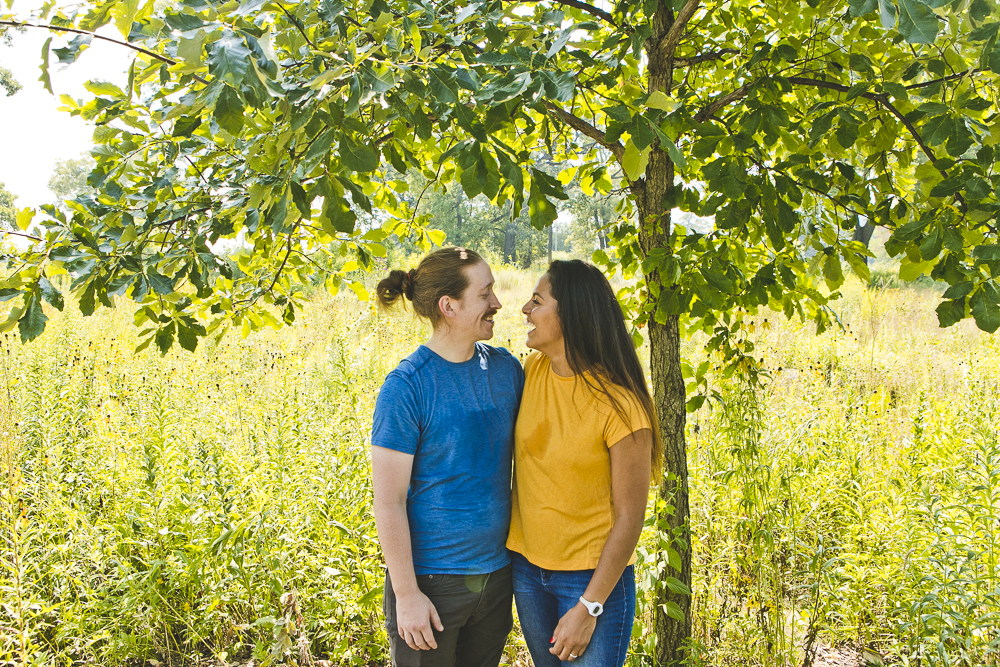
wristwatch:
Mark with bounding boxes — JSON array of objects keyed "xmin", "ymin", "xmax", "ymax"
[{"xmin": 579, "ymin": 596, "xmax": 604, "ymax": 617}]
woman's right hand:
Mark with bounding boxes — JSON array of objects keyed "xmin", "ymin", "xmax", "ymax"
[{"xmin": 395, "ymin": 590, "xmax": 444, "ymax": 650}]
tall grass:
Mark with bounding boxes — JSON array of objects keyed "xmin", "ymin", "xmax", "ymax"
[{"xmin": 1, "ymin": 270, "xmax": 999, "ymax": 665}]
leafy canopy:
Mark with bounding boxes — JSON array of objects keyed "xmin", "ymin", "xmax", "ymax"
[{"xmin": 0, "ymin": 0, "xmax": 997, "ymax": 353}]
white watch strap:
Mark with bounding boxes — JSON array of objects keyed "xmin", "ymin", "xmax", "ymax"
[{"xmin": 579, "ymin": 595, "xmax": 604, "ymax": 617}]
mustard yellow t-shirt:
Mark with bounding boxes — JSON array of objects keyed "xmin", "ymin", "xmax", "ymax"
[{"xmin": 507, "ymin": 351, "xmax": 652, "ymax": 570}]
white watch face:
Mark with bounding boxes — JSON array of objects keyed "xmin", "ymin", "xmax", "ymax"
[{"xmin": 582, "ymin": 599, "xmax": 603, "ymax": 616}]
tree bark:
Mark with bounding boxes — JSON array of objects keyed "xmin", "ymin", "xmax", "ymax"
[
  {"xmin": 636, "ymin": 157, "xmax": 691, "ymax": 666},
  {"xmin": 637, "ymin": 1, "xmax": 692, "ymax": 664},
  {"xmin": 853, "ymin": 219, "xmax": 875, "ymax": 267}
]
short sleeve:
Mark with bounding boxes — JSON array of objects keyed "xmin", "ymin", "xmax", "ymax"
[
  {"xmin": 602, "ymin": 386, "xmax": 652, "ymax": 448},
  {"xmin": 523, "ymin": 351, "xmax": 540, "ymax": 378},
  {"xmin": 371, "ymin": 370, "xmax": 422, "ymax": 455},
  {"xmin": 501, "ymin": 348, "xmax": 526, "ymax": 400}
]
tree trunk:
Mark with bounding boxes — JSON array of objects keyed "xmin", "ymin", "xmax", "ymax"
[
  {"xmin": 637, "ymin": 162, "xmax": 691, "ymax": 666},
  {"xmin": 638, "ymin": 2, "xmax": 692, "ymax": 664},
  {"xmin": 504, "ymin": 224, "xmax": 516, "ymax": 264},
  {"xmin": 548, "ymin": 224, "xmax": 553, "ymax": 264},
  {"xmin": 853, "ymin": 219, "xmax": 875, "ymax": 267}
]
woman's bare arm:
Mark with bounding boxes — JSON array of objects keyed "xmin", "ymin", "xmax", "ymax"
[{"xmin": 548, "ymin": 428, "xmax": 653, "ymax": 661}]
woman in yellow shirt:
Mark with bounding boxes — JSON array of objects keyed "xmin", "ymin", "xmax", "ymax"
[{"xmin": 508, "ymin": 260, "xmax": 662, "ymax": 665}]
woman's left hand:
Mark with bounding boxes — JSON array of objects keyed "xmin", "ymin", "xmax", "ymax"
[{"xmin": 549, "ymin": 602, "xmax": 597, "ymax": 661}]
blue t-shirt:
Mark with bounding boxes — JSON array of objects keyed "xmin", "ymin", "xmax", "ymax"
[{"xmin": 372, "ymin": 343, "xmax": 524, "ymax": 575}]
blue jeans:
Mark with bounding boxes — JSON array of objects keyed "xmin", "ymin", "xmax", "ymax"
[{"xmin": 511, "ymin": 552, "xmax": 636, "ymax": 667}]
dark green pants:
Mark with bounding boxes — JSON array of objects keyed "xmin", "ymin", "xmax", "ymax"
[{"xmin": 383, "ymin": 565, "xmax": 513, "ymax": 667}]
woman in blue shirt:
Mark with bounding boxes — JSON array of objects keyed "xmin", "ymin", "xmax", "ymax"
[{"xmin": 371, "ymin": 247, "xmax": 523, "ymax": 667}]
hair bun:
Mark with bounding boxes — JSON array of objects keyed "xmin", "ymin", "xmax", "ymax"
[{"xmin": 401, "ymin": 269, "xmax": 415, "ymax": 300}]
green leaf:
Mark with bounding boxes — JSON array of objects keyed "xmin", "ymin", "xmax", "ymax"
[
  {"xmin": 849, "ymin": 0, "xmax": 878, "ymax": 17},
  {"xmin": 919, "ymin": 224, "xmax": 943, "ymax": 260},
  {"xmin": 84, "ymin": 80, "xmax": 125, "ymax": 98},
  {"xmin": 147, "ymin": 270, "xmax": 175, "ymax": 295},
  {"xmin": 899, "ymin": 257, "xmax": 934, "ymax": 281},
  {"xmin": 79, "ymin": 283, "xmax": 96, "ymax": 316},
  {"xmin": 878, "ymin": 0, "xmax": 896, "ymax": 28},
  {"xmin": 891, "ymin": 215, "xmax": 932, "ymax": 243},
  {"xmin": 15, "ymin": 208, "xmax": 34, "ymax": 231},
  {"xmin": 971, "ymin": 287, "xmax": 1000, "ymax": 333},
  {"xmin": 942, "ymin": 281, "xmax": 974, "ymax": 300},
  {"xmin": 339, "ymin": 135, "xmax": 379, "ymax": 172},
  {"xmin": 647, "ymin": 91, "xmax": 678, "ymax": 112},
  {"xmin": 664, "ymin": 576, "xmax": 692, "ymax": 595},
  {"xmin": 621, "ymin": 140, "xmax": 650, "ymax": 181},
  {"xmin": 662, "ymin": 600, "xmax": 685, "ymax": 622},
  {"xmin": 970, "ymin": 23, "xmax": 1000, "ymax": 42},
  {"xmin": 39, "ymin": 37, "xmax": 53, "ymax": 94},
  {"xmin": 320, "ymin": 195, "xmax": 356, "ymax": 235},
  {"xmin": 318, "ymin": 0, "xmax": 345, "ymax": 21},
  {"xmin": 835, "ymin": 121, "xmax": 859, "ymax": 149},
  {"xmin": 973, "ymin": 244, "xmax": 1000, "ymax": 262},
  {"xmin": 172, "ymin": 115, "xmax": 202, "ymax": 138},
  {"xmin": 301, "ymin": 129, "xmax": 337, "ymax": 173},
  {"xmin": 896, "ymin": 0, "xmax": 940, "ymax": 44},
  {"xmin": 38, "ymin": 277, "xmax": 64, "ymax": 311},
  {"xmin": 822, "ymin": 253, "xmax": 844, "ymax": 289},
  {"xmin": 930, "ymin": 172, "xmax": 964, "ymax": 198},
  {"xmin": 177, "ymin": 322, "xmax": 200, "ymax": 352},
  {"xmin": 936, "ymin": 298, "xmax": 965, "ymax": 327},
  {"xmin": 528, "ymin": 170, "xmax": 562, "ymax": 230},
  {"xmin": 207, "ymin": 34, "xmax": 251, "ymax": 86},
  {"xmin": 971, "ymin": 0, "xmax": 992, "ymax": 22},
  {"xmin": 177, "ymin": 31, "xmax": 206, "ymax": 64},
  {"xmin": 18, "ymin": 295, "xmax": 47, "ymax": 343},
  {"xmin": 653, "ymin": 125, "xmax": 688, "ymax": 170},
  {"xmin": 155, "ymin": 321, "xmax": 176, "ymax": 354},
  {"xmin": 214, "ymin": 84, "xmax": 245, "ymax": 135}
]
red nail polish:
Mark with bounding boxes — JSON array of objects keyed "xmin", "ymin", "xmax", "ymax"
[{"xmin": 550, "ymin": 637, "xmax": 554, "ymax": 643}]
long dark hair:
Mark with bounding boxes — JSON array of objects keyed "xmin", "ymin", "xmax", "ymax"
[
  {"xmin": 376, "ymin": 247, "xmax": 484, "ymax": 327},
  {"xmin": 547, "ymin": 260, "xmax": 663, "ymax": 480}
]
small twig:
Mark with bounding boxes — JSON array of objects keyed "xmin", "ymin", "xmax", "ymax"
[
  {"xmin": 675, "ymin": 48, "xmax": 739, "ymax": 66},
  {"xmin": 274, "ymin": 1, "xmax": 316, "ymax": 50},
  {"xmin": 0, "ymin": 20, "xmax": 208, "ymax": 85},
  {"xmin": 0, "ymin": 229, "xmax": 43, "ymax": 242},
  {"xmin": 905, "ymin": 68, "xmax": 981, "ymax": 90},
  {"xmin": 516, "ymin": 0, "xmax": 628, "ymax": 32},
  {"xmin": 543, "ymin": 101, "xmax": 624, "ymax": 162}
]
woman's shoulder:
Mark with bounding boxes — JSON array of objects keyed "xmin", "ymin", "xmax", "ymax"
[
  {"xmin": 523, "ymin": 350, "xmax": 544, "ymax": 374},
  {"xmin": 476, "ymin": 343, "xmax": 525, "ymax": 367}
]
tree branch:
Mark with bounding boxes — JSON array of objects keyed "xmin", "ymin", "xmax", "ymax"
[
  {"xmin": 150, "ymin": 206, "xmax": 213, "ymax": 229},
  {"xmin": 517, "ymin": 0, "xmax": 628, "ymax": 32},
  {"xmin": 659, "ymin": 0, "xmax": 701, "ymax": 61},
  {"xmin": 785, "ymin": 76, "xmax": 966, "ymax": 211},
  {"xmin": 675, "ymin": 48, "xmax": 738, "ymax": 67},
  {"xmin": 785, "ymin": 77, "xmax": 941, "ymax": 164},
  {"xmin": 0, "ymin": 20, "xmax": 208, "ymax": 85},
  {"xmin": 543, "ymin": 102, "xmax": 623, "ymax": 161},
  {"xmin": 274, "ymin": 1, "xmax": 316, "ymax": 50},
  {"xmin": 905, "ymin": 68, "xmax": 982, "ymax": 90},
  {"xmin": 1, "ymin": 229, "xmax": 43, "ymax": 242},
  {"xmin": 694, "ymin": 84, "xmax": 749, "ymax": 121}
]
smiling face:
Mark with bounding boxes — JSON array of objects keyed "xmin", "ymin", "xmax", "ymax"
[
  {"xmin": 522, "ymin": 274, "xmax": 564, "ymax": 356},
  {"xmin": 445, "ymin": 260, "xmax": 502, "ymax": 342}
]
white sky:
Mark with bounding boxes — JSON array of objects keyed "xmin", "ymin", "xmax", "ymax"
[{"xmin": 0, "ymin": 3, "xmax": 129, "ymax": 208}]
